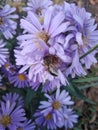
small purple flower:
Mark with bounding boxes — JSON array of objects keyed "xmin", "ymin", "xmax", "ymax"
[
  {"xmin": 38, "ymin": 88, "xmax": 74, "ymax": 123},
  {"xmin": 16, "ymin": 120, "xmax": 35, "ymax": 130},
  {"xmin": 34, "ymin": 110, "xmax": 57, "ymax": 130},
  {"xmin": 39, "ymin": 88, "xmax": 74, "ymax": 112},
  {"xmin": 64, "ymin": 2, "xmax": 98, "ymax": 69},
  {"xmin": 0, "ymin": 101, "xmax": 26, "ymax": 130},
  {"xmin": 62, "ymin": 108, "xmax": 78, "ymax": 130},
  {"xmin": 23, "ymin": 0, "xmax": 53, "ymax": 16},
  {"xmin": 35, "ymin": 88, "xmax": 78, "ymax": 129},
  {"xmin": 8, "ymin": 72, "xmax": 29, "ymax": 88},
  {"xmin": 2, "ymin": 61, "xmax": 16, "ymax": 77},
  {"xmin": 0, "ymin": 40, "xmax": 9, "ymax": 67},
  {"xmin": 2, "ymin": 92, "xmax": 24, "ymax": 106},
  {"xmin": 0, "ymin": 4, "xmax": 18, "ymax": 39}
]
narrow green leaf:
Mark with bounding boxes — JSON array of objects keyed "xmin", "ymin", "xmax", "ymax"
[
  {"xmin": 24, "ymin": 88, "xmax": 36, "ymax": 107},
  {"xmin": 73, "ymin": 77, "xmax": 98, "ymax": 83},
  {"xmin": 79, "ymin": 82, "xmax": 98, "ymax": 90},
  {"xmin": 64, "ymin": 83, "xmax": 95, "ymax": 104}
]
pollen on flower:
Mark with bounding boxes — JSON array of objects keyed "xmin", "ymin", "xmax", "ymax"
[
  {"xmin": 0, "ymin": 115, "xmax": 11, "ymax": 126},
  {"xmin": 18, "ymin": 74, "xmax": 26, "ymax": 81},
  {"xmin": 52, "ymin": 101, "xmax": 61, "ymax": 110},
  {"xmin": 39, "ymin": 16, "xmax": 44, "ymax": 24},
  {"xmin": 5, "ymin": 63, "xmax": 10, "ymax": 69},
  {"xmin": 45, "ymin": 113, "xmax": 52, "ymax": 120},
  {"xmin": 37, "ymin": 31, "xmax": 49, "ymax": 43}
]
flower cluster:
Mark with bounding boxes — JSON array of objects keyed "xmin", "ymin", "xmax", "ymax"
[
  {"xmin": 1, "ymin": 60, "xmax": 30, "ymax": 88},
  {"xmin": 0, "ymin": 4, "xmax": 18, "ymax": 39},
  {"xmin": 15, "ymin": 1, "xmax": 98, "ymax": 92},
  {"xmin": 0, "ymin": 92, "xmax": 35, "ymax": 130},
  {"xmin": 35, "ymin": 88, "xmax": 78, "ymax": 130},
  {"xmin": 0, "ymin": 0, "xmax": 98, "ymax": 130}
]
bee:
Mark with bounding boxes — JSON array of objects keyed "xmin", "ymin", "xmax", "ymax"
[{"xmin": 44, "ymin": 55, "xmax": 59, "ymax": 76}]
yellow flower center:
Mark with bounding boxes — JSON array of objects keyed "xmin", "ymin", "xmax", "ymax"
[
  {"xmin": 5, "ymin": 63, "xmax": 10, "ymax": 69},
  {"xmin": 45, "ymin": 113, "xmax": 52, "ymax": 120},
  {"xmin": 52, "ymin": 101, "xmax": 61, "ymax": 110},
  {"xmin": 37, "ymin": 31, "xmax": 49, "ymax": 43},
  {"xmin": 18, "ymin": 74, "xmax": 26, "ymax": 81},
  {"xmin": 7, "ymin": 0, "xmax": 25, "ymax": 12},
  {"xmin": 0, "ymin": 115, "xmax": 11, "ymax": 126},
  {"xmin": 53, "ymin": 0, "xmax": 64, "ymax": 5},
  {"xmin": 0, "ymin": 17, "xmax": 4, "ymax": 25},
  {"xmin": 39, "ymin": 16, "xmax": 44, "ymax": 24}
]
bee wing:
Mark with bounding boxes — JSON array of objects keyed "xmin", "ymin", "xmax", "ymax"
[{"xmin": 49, "ymin": 65, "xmax": 58, "ymax": 76}]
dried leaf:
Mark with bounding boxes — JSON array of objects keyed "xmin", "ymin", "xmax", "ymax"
[{"xmin": 89, "ymin": 0, "xmax": 98, "ymax": 5}]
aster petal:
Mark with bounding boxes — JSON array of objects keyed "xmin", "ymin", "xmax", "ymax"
[
  {"xmin": 20, "ymin": 19, "xmax": 38, "ymax": 33},
  {"xmin": 76, "ymin": 32, "xmax": 83, "ymax": 46},
  {"xmin": 44, "ymin": 6, "xmax": 54, "ymax": 32},
  {"xmin": 28, "ymin": 11, "xmax": 41, "ymax": 30},
  {"xmin": 49, "ymin": 12, "xmax": 65, "ymax": 35}
]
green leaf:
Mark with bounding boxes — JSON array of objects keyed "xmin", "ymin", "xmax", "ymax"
[
  {"xmin": 64, "ymin": 82, "xmax": 95, "ymax": 104},
  {"xmin": 73, "ymin": 77, "xmax": 98, "ymax": 83},
  {"xmin": 79, "ymin": 82, "xmax": 98, "ymax": 90},
  {"xmin": 24, "ymin": 88, "xmax": 36, "ymax": 107}
]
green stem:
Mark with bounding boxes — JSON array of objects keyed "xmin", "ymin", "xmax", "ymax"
[{"xmin": 80, "ymin": 44, "xmax": 98, "ymax": 59}]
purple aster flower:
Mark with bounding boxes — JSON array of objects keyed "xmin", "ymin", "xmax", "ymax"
[
  {"xmin": 2, "ymin": 61, "xmax": 17, "ymax": 77},
  {"xmin": 62, "ymin": 108, "xmax": 78, "ymax": 130},
  {"xmin": 0, "ymin": 101, "xmax": 26, "ymax": 130},
  {"xmin": 64, "ymin": 2, "xmax": 98, "ymax": 69},
  {"xmin": 38, "ymin": 88, "xmax": 74, "ymax": 121},
  {"xmin": 0, "ymin": 40, "xmax": 9, "ymax": 67},
  {"xmin": 16, "ymin": 120, "xmax": 35, "ymax": 130},
  {"xmin": 0, "ymin": 4, "xmax": 18, "ymax": 39},
  {"xmin": 15, "ymin": 48, "xmax": 69, "ymax": 92},
  {"xmin": 35, "ymin": 88, "xmax": 78, "ymax": 129},
  {"xmin": 66, "ymin": 49, "xmax": 87, "ymax": 78},
  {"xmin": 8, "ymin": 71, "xmax": 29, "ymax": 88},
  {"xmin": 2, "ymin": 92, "xmax": 24, "ymax": 106},
  {"xmin": 15, "ymin": 7, "xmax": 71, "ymax": 91},
  {"xmin": 34, "ymin": 110, "xmax": 57, "ymax": 130},
  {"xmin": 17, "ymin": 6, "xmax": 70, "ymax": 55},
  {"xmin": 23, "ymin": 0, "xmax": 53, "ymax": 16}
]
